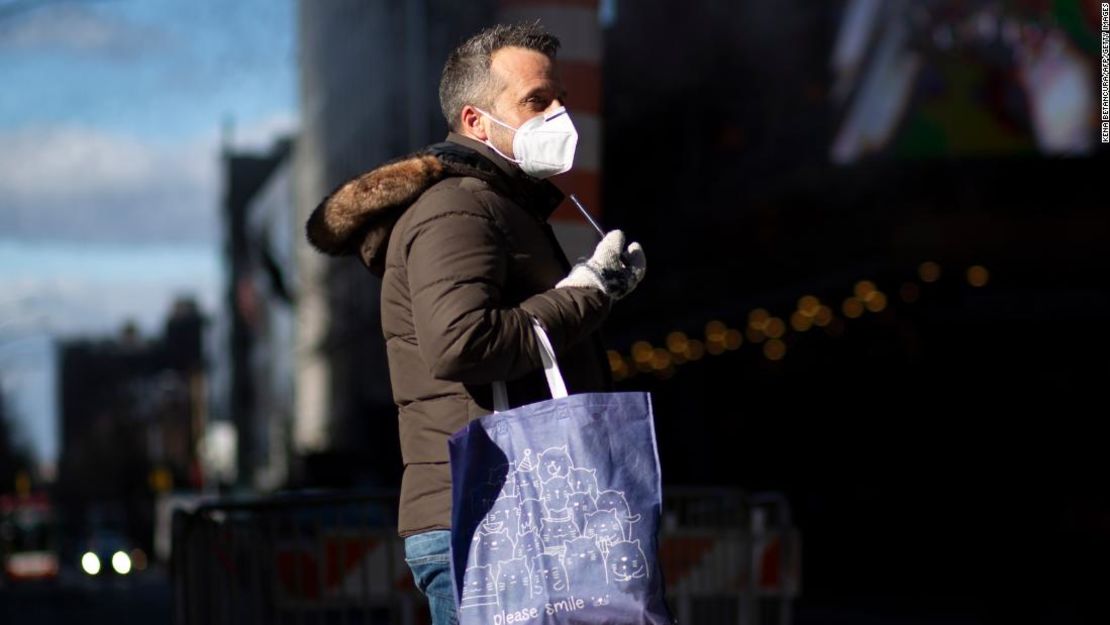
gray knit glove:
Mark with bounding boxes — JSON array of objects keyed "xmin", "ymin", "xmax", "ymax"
[{"xmin": 556, "ymin": 229, "xmax": 646, "ymax": 300}]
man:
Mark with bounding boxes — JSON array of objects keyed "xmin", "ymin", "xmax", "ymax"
[{"xmin": 305, "ymin": 23, "xmax": 645, "ymax": 624}]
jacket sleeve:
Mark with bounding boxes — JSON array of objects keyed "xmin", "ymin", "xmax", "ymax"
[{"xmin": 405, "ymin": 188, "xmax": 611, "ymax": 384}]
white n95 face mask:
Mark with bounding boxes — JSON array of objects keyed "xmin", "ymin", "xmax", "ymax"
[{"xmin": 476, "ymin": 106, "xmax": 578, "ymax": 179}]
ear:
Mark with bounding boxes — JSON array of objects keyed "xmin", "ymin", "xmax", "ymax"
[{"xmin": 459, "ymin": 105, "xmax": 488, "ymax": 141}]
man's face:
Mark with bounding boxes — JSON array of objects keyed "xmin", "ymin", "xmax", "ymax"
[{"xmin": 479, "ymin": 46, "xmax": 566, "ymax": 159}]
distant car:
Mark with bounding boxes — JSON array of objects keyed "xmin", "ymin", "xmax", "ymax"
[
  {"xmin": 79, "ymin": 530, "xmax": 145, "ymax": 578},
  {"xmin": 1, "ymin": 494, "xmax": 60, "ymax": 583}
]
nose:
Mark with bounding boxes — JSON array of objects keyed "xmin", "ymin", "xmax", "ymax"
[{"xmin": 548, "ymin": 98, "xmax": 565, "ymax": 113}]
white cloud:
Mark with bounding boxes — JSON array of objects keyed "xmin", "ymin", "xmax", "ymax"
[
  {"xmin": 0, "ymin": 125, "xmax": 219, "ymax": 244},
  {"xmin": 0, "ymin": 272, "xmax": 218, "ymax": 341},
  {"xmin": 0, "ymin": 112, "xmax": 294, "ymax": 343},
  {"xmin": 0, "ymin": 113, "xmax": 295, "ymax": 245},
  {"xmin": 0, "ymin": 112, "xmax": 297, "ymax": 336},
  {"xmin": 0, "ymin": 3, "xmax": 165, "ymax": 57},
  {"xmin": 0, "ymin": 110, "xmax": 294, "ymax": 342},
  {"xmin": 227, "ymin": 111, "xmax": 298, "ymax": 152}
]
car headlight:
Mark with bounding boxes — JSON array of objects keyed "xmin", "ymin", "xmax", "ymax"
[
  {"xmin": 81, "ymin": 552, "xmax": 101, "ymax": 576},
  {"xmin": 111, "ymin": 550, "xmax": 131, "ymax": 575}
]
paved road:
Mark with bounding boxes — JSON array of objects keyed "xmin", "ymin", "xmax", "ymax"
[{"xmin": 0, "ymin": 565, "xmax": 170, "ymax": 624}]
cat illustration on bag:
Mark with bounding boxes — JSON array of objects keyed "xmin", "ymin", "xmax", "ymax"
[
  {"xmin": 540, "ymin": 475, "xmax": 572, "ymax": 514},
  {"xmin": 469, "ymin": 444, "xmax": 651, "ymax": 606},
  {"xmin": 595, "ymin": 490, "xmax": 641, "ymax": 533},
  {"xmin": 539, "ymin": 514, "xmax": 579, "ymax": 549},
  {"xmin": 468, "ymin": 528, "xmax": 515, "ymax": 566},
  {"xmin": 530, "ymin": 553, "xmax": 568, "ymax": 594},
  {"xmin": 566, "ymin": 491, "xmax": 597, "ymax": 533},
  {"xmin": 460, "ymin": 564, "xmax": 498, "ymax": 608},
  {"xmin": 513, "ymin": 468, "xmax": 542, "ymax": 502},
  {"xmin": 607, "ymin": 540, "xmax": 649, "ymax": 582},
  {"xmin": 496, "ymin": 557, "xmax": 532, "ymax": 603},
  {"xmin": 563, "ymin": 535, "xmax": 608, "ymax": 594},
  {"xmin": 568, "ymin": 467, "xmax": 599, "ymax": 498},
  {"xmin": 583, "ymin": 509, "xmax": 625, "ymax": 551},
  {"xmin": 538, "ymin": 446, "xmax": 573, "ymax": 480},
  {"xmin": 481, "ymin": 495, "xmax": 520, "ymax": 535},
  {"xmin": 513, "ymin": 529, "xmax": 544, "ymax": 561},
  {"xmin": 517, "ymin": 498, "xmax": 544, "ymax": 536},
  {"xmin": 512, "ymin": 450, "xmax": 543, "ymax": 501}
]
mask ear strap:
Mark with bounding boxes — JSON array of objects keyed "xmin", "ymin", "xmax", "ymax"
[
  {"xmin": 473, "ymin": 107, "xmax": 523, "ymax": 164},
  {"xmin": 474, "ymin": 107, "xmax": 518, "ymax": 133},
  {"xmin": 483, "ymin": 138, "xmax": 521, "ymax": 165}
]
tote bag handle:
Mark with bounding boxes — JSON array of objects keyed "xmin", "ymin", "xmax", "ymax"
[{"xmin": 492, "ymin": 317, "xmax": 567, "ymax": 412}]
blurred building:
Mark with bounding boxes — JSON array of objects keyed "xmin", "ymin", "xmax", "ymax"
[
  {"xmin": 0, "ymin": 382, "xmax": 32, "ymax": 494},
  {"xmin": 293, "ymin": 0, "xmax": 489, "ymax": 486},
  {"xmin": 56, "ymin": 299, "xmax": 205, "ymax": 555},
  {"xmin": 600, "ymin": 3, "xmax": 1109, "ymax": 621},
  {"xmin": 212, "ymin": 137, "xmax": 296, "ymax": 491}
]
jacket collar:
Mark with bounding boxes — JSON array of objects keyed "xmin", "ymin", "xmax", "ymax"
[
  {"xmin": 304, "ymin": 133, "xmax": 566, "ymax": 276},
  {"xmin": 442, "ymin": 132, "xmax": 565, "ymax": 222}
]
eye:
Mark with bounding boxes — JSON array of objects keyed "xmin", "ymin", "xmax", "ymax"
[{"xmin": 524, "ymin": 94, "xmax": 553, "ymax": 110}]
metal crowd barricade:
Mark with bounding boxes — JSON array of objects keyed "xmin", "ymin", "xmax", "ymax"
[
  {"xmin": 171, "ymin": 490, "xmax": 423, "ymax": 625},
  {"xmin": 171, "ymin": 487, "xmax": 799, "ymax": 625},
  {"xmin": 660, "ymin": 489, "xmax": 801, "ymax": 625}
]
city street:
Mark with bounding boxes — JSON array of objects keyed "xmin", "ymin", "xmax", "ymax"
[
  {"xmin": 1, "ymin": 0, "xmax": 1108, "ymax": 624},
  {"xmin": 0, "ymin": 566, "xmax": 170, "ymax": 624}
]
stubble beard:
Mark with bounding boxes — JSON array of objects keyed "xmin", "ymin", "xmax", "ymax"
[{"xmin": 487, "ymin": 116, "xmax": 517, "ymax": 161}]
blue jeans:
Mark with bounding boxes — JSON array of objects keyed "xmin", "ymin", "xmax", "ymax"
[{"xmin": 404, "ymin": 530, "xmax": 458, "ymax": 625}]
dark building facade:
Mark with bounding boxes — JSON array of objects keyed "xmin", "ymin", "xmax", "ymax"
[
  {"xmin": 215, "ymin": 138, "xmax": 295, "ymax": 490},
  {"xmin": 600, "ymin": 2, "xmax": 1109, "ymax": 621},
  {"xmin": 56, "ymin": 299, "xmax": 205, "ymax": 556},
  {"xmin": 292, "ymin": 0, "xmax": 497, "ymax": 487},
  {"xmin": 210, "ymin": 136, "xmax": 301, "ymax": 491}
]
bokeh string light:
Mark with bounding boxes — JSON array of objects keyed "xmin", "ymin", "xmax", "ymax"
[{"xmin": 608, "ymin": 262, "xmax": 989, "ymax": 381}]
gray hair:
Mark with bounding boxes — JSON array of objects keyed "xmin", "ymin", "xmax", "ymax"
[{"xmin": 439, "ymin": 22, "xmax": 561, "ymax": 131}]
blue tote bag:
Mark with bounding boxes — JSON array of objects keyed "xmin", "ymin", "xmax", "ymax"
[{"xmin": 449, "ymin": 319, "xmax": 673, "ymax": 625}]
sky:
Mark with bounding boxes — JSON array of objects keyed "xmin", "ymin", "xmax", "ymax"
[{"xmin": 0, "ymin": 0, "xmax": 297, "ymax": 470}]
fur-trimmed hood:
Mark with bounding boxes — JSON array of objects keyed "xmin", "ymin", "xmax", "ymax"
[{"xmin": 305, "ymin": 135, "xmax": 563, "ymax": 276}]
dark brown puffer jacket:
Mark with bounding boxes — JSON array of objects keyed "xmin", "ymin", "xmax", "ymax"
[{"xmin": 306, "ymin": 133, "xmax": 612, "ymax": 536}]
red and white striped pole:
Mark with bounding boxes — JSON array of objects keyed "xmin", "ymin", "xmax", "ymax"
[{"xmin": 499, "ymin": 0, "xmax": 603, "ymax": 262}]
